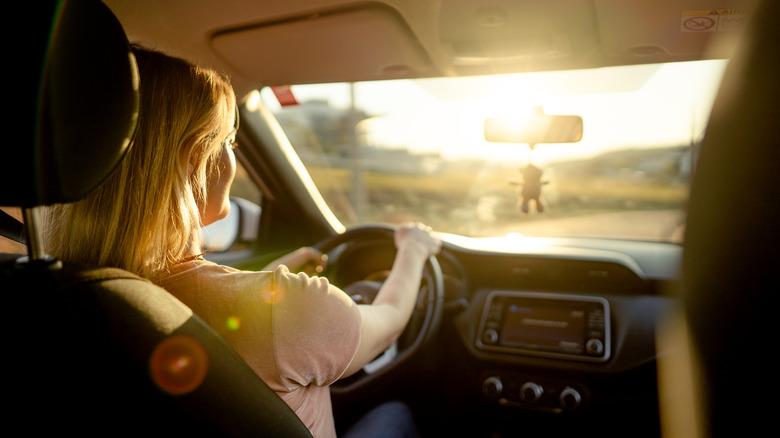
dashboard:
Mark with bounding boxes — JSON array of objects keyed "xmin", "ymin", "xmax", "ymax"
[{"xmin": 326, "ymin": 233, "xmax": 679, "ymax": 436}]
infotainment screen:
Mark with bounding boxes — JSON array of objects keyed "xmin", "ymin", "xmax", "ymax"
[
  {"xmin": 501, "ymin": 303, "xmax": 586, "ymax": 353},
  {"xmin": 476, "ymin": 291, "xmax": 610, "ymax": 362}
]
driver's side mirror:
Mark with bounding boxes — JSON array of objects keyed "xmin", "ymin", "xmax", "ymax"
[{"xmin": 201, "ymin": 197, "xmax": 261, "ymax": 253}]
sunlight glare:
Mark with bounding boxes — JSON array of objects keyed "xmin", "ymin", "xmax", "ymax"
[{"xmin": 263, "ymin": 60, "xmax": 726, "ymax": 167}]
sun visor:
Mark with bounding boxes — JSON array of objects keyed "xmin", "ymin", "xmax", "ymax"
[
  {"xmin": 594, "ymin": 0, "xmax": 757, "ymax": 62},
  {"xmin": 212, "ymin": 5, "xmax": 436, "ymax": 86},
  {"xmin": 438, "ymin": 0, "xmax": 601, "ymax": 74}
]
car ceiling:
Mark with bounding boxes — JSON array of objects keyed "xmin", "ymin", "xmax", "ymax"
[{"xmin": 105, "ymin": 0, "xmax": 758, "ymax": 100}]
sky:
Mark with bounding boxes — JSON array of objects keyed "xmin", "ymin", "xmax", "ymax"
[{"xmin": 262, "ymin": 59, "xmax": 728, "ymax": 165}]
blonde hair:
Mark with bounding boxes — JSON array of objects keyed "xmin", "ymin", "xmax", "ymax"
[{"xmin": 43, "ymin": 45, "xmax": 236, "ymax": 281}]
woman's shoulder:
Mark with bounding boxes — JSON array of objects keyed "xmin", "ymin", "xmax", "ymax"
[
  {"xmin": 158, "ymin": 259, "xmax": 343, "ymax": 304},
  {"xmin": 158, "ymin": 258, "xmax": 251, "ymax": 284}
]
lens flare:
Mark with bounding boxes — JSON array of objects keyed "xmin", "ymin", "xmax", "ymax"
[
  {"xmin": 226, "ymin": 316, "xmax": 241, "ymax": 331},
  {"xmin": 262, "ymin": 287, "xmax": 284, "ymax": 305},
  {"xmin": 150, "ymin": 335, "xmax": 209, "ymax": 395}
]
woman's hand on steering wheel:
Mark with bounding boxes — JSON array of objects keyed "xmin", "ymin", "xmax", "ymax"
[{"xmin": 394, "ymin": 222, "xmax": 442, "ymax": 261}]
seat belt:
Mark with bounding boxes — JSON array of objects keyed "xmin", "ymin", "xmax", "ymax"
[{"xmin": 0, "ymin": 209, "xmax": 26, "ymax": 245}]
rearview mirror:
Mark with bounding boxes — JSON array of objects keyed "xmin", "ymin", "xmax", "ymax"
[{"xmin": 484, "ymin": 109, "xmax": 583, "ymax": 145}]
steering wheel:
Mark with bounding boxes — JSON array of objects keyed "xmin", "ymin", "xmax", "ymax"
[{"xmin": 313, "ymin": 224, "xmax": 444, "ymax": 395}]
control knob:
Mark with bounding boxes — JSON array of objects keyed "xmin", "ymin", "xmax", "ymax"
[
  {"xmin": 482, "ymin": 376, "xmax": 503, "ymax": 398},
  {"xmin": 559, "ymin": 386, "xmax": 582, "ymax": 411},
  {"xmin": 519, "ymin": 382, "xmax": 544, "ymax": 404}
]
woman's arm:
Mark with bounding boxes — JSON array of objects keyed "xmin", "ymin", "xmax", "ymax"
[
  {"xmin": 342, "ymin": 222, "xmax": 440, "ymax": 377},
  {"xmin": 262, "ymin": 246, "xmax": 327, "ymax": 275}
]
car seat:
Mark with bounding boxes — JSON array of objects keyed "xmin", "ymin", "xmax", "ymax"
[
  {"xmin": 658, "ymin": 0, "xmax": 780, "ymax": 436},
  {"xmin": 0, "ymin": 1, "xmax": 311, "ymax": 436}
]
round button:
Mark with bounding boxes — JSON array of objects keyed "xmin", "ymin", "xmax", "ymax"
[
  {"xmin": 482, "ymin": 329, "xmax": 499, "ymax": 345},
  {"xmin": 586, "ymin": 338, "xmax": 604, "ymax": 355}
]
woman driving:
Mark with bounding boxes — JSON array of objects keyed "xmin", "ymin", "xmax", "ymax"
[{"xmin": 42, "ymin": 45, "xmax": 440, "ymax": 438}]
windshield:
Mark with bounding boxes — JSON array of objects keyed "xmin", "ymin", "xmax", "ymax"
[{"xmin": 259, "ymin": 60, "xmax": 726, "ymax": 242}]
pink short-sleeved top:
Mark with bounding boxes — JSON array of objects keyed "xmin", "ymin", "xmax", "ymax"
[{"xmin": 157, "ymin": 260, "xmax": 361, "ymax": 438}]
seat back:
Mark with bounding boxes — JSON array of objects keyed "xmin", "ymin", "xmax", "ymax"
[
  {"xmin": 660, "ymin": 0, "xmax": 780, "ymax": 436},
  {"xmin": 1, "ymin": 1, "xmax": 310, "ymax": 435},
  {"xmin": 2, "ymin": 257, "xmax": 310, "ymax": 436}
]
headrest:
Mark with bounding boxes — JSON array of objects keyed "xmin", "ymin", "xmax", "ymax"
[{"xmin": 0, "ymin": 0, "xmax": 138, "ymax": 207}]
